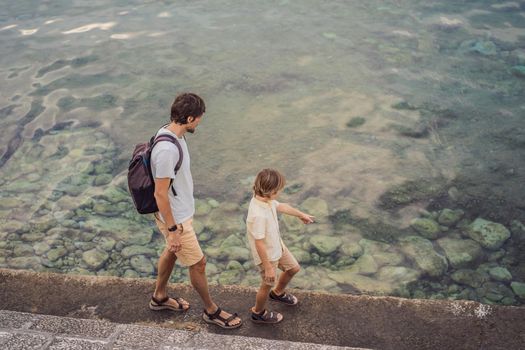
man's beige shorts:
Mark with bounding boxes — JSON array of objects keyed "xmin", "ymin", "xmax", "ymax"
[
  {"xmin": 154, "ymin": 215, "xmax": 204, "ymax": 267},
  {"xmin": 257, "ymin": 245, "xmax": 299, "ymax": 286}
]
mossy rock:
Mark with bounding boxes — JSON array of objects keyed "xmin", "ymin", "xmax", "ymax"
[
  {"xmin": 436, "ymin": 238, "xmax": 483, "ymax": 269},
  {"xmin": 511, "ymin": 65, "xmax": 525, "ymax": 78},
  {"xmin": 378, "ymin": 178, "xmax": 447, "ymax": 209},
  {"xmin": 466, "ymin": 218, "xmax": 511, "ymax": 250},
  {"xmin": 410, "ymin": 218, "xmax": 442, "ymax": 239},
  {"xmin": 489, "ymin": 267, "xmax": 512, "ymax": 282},
  {"xmin": 309, "ymin": 235, "xmax": 342, "ymax": 256},
  {"xmin": 511, "ymin": 282, "xmax": 525, "ymax": 299},
  {"xmin": 399, "ymin": 236, "xmax": 448, "ymax": 277},
  {"xmin": 437, "ymin": 208, "xmax": 464, "ymax": 226},
  {"xmin": 346, "ymin": 117, "xmax": 366, "ymax": 128},
  {"xmin": 450, "ymin": 269, "xmax": 488, "ymax": 288}
]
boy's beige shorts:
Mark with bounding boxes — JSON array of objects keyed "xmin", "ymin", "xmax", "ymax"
[
  {"xmin": 258, "ymin": 245, "xmax": 299, "ymax": 286},
  {"xmin": 155, "ymin": 215, "xmax": 204, "ymax": 267}
]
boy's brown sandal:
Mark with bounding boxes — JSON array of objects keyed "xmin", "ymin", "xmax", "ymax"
[
  {"xmin": 250, "ymin": 308, "xmax": 283, "ymax": 324},
  {"xmin": 269, "ymin": 290, "xmax": 298, "ymax": 306}
]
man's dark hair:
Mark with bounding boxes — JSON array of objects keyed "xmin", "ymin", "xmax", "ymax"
[{"xmin": 170, "ymin": 93, "xmax": 206, "ymax": 124}]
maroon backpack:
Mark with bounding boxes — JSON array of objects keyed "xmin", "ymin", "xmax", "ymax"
[{"xmin": 127, "ymin": 133, "xmax": 182, "ymax": 214}]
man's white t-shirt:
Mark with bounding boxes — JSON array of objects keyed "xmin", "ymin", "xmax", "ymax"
[
  {"xmin": 246, "ymin": 197, "xmax": 284, "ymax": 266},
  {"xmin": 150, "ymin": 127, "xmax": 194, "ymax": 224}
]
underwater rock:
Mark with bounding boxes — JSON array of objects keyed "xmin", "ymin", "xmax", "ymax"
[
  {"xmin": 289, "ymin": 247, "xmax": 311, "ymax": 264},
  {"xmin": 328, "ymin": 270, "xmax": 394, "ymax": 295},
  {"xmin": 466, "ymin": 218, "xmax": 511, "ymax": 250},
  {"xmin": 432, "ymin": 16, "xmax": 464, "ymax": 31},
  {"xmin": 46, "ymin": 247, "xmax": 68, "ymax": 262},
  {"xmin": 352, "ymin": 254, "xmax": 378, "ymax": 275},
  {"xmin": 510, "ymin": 49, "xmax": 525, "ymax": 65},
  {"xmin": 300, "ymin": 197, "xmax": 329, "ymax": 220},
  {"xmin": 510, "ymin": 220, "xmax": 525, "ymax": 241},
  {"xmin": 283, "ymin": 183, "xmax": 303, "ymax": 195},
  {"xmin": 478, "ymin": 282, "xmax": 515, "ymax": 303},
  {"xmin": 309, "ymin": 235, "xmax": 342, "ymax": 256},
  {"xmin": 341, "ymin": 242, "xmax": 364, "ymax": 258},
  {"xmin": 195, "ymin": 199, "xmax": 212, "ymax": 216},
  {"xmin": 223, "ymin": 247, "xmax": 251, "ymax": 262},
  {"xmin": 82, "ymin": 249, "xmax": 109, "ymax": 270},
  {"xmin": 282, "ymin": 214, "xmax": 304, "ymax": 232},
  {"xmin": 13, "ymin": 244, "xmax": 34, "ymax": 256},
  {"xmin": 102, "ymin": 187, "xmax": 129, "ymax": 204},
  {"xmin": 391, "ymin": 101, "xmax": 418, "ymax": 110},
  {"xmin": 410, "ymin": 218, "xmax": 442, "ymax": 239},
  {"xmin": 511, "ymin": 282, "xmax": 525, "ymax": 299},
  {"xmin": 399, "ymin": 236, "xmax": 448, "ymax": 277},
  {"xmin": 378, "ymin": 178, "xmax": 447, "ymax": 209},
  {"xmin": 192, "ymin": 220, "xmax": 204, "ymax": 235},
  {"xmin": 204, "ymin": 209, "xmax": 244, "ymax": 234},
  {"xmin": 437, "ymin": 209, "xmax": 464, "ymax": 226},
  {"xmin": 33, "ymin": 242, "xmax": 51, "ymax": 256},
  {"xmin": 458, "ymin": 39, "xmax": 498, "ymax": 56},
  {"xmin": 206, "ymin": 263, "xmax": 219, "ymax": 276},
  {"xmin": 8, "ymin": 256, "xmax": 42, "ymax": 270},
  {"xmin": 451, "ymin": 269, "xmax": 488, "ymax": 288},
  {"xmin": 489, "ymin": 267, "xmax": 512, "ymax": 282},
  {"xmin": 358, "ymin": 239, "xmax": 405, "ymax": 267},
  {"xmin": 121, "ymin": 245, "xmax": 157, "ymax": 259},
  {"xmin": 93, "ymin": 201, "xmax": 122, "ymax": 217},
  {"xmin": 93, "ymin": 174, "xmax": 112, "ymax": 186},
  {"xmin": 511, "ymin": 66, "xmax": 525, "ymax": 78},
  {"xmin": 346, "ymin": 117, "xmax": 366, "ymax": 128},
  {"xmin": 436, "ymin": 237, "xmax": 483, "ymax": 269},
  {"xmin": 226, "ymin": 260, "xmax": 244, "ymax": 271},
  {"xmin": 376, "ymin": 266, "xmax": 421, "ymax": 284},
  {"xmin": 218, "ymin": 269, "xmax": 242, "ymax": 285},
  {"xmin": 220, "ymin": 234, "xmax": 244, "ymax": 250},
  {"xmin": 198, "ymin": 229, "xmax": 213, "ymax": 242},
  {"xmin": 97, "ymin": 237, "xmax": 116, "ymax": 251},
  {"xmin": 130, "ymin": 255, "xmax": 154, "ymax": 274}
]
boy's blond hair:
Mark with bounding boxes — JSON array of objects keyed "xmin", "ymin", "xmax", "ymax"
[{"xmin": 253, "ymin": 168, "xmax": 286, "ymax": 198}]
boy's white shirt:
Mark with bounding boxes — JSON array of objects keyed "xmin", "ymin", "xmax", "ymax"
[{"xmin": 246, "ymin": 197, "xmax": 284, "ymax": 265}]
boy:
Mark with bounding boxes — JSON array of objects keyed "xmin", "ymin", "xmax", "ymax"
[{"xmin": 246, "ymin": 168, "xmax": 315, "ymax": 324}]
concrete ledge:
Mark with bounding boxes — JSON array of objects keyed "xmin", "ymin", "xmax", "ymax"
[
  {"xmin": 1, "ymin": 268, "xmax": 524, "ymax": 349},
  {"xmin": 0, "ymin": 310, "xmax": 358, "ymax": 350}
]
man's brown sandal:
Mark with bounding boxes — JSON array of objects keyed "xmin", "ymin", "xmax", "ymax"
[
  {"xmin": 149, "ymin": 295, "xmax": 189, "ymax": 312},
  {"xmin": 250, "ymin": 308, "xmax": 283, "ymax": 324},
  {"xmin": 269, "ymin": 290, "xmax": 298, "ymax": 306},
  {"xmin": 202, "ymin": 307, "xmax": 242, "ymax": 329}
]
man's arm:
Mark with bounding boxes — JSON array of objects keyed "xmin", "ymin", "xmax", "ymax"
[
  {"xmin": 276, "ymin": 203, "xmax": 315, "ymax": 224},
  {"xmin": 154, "ymin": 177, "xmax": 182, "ymax": 252}
]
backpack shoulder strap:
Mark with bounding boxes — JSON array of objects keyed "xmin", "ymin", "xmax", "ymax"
[
  {"xmin": 151, "ymin": 133, "xmax": 184, "ymax": 198},
  {"xmin": 152, "ymin": 134, "xmax": 183, "ymax": 173}
]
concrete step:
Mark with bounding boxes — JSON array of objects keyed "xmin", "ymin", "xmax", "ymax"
[{"xmin": 0, "ymin": 310, "xmax": 370, "ymax": 350}]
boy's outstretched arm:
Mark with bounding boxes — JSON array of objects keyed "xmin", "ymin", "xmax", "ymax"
[{"xmin": 276, "ymin": 203, "xmax": 315, "ymax": 224}]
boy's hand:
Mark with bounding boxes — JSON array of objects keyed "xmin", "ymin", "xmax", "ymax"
[
  {"xmin": 299, "ymin": 212, "xmax": 315, "ymax": 224},
  {"xmin": 264, "ymin": 264, "xmax": 276, "ymax": 285}
]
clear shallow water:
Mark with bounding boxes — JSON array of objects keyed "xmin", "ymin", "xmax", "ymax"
[{"xmin": 1, "ymin": 1, "xmax": 525, "ymax": 305}]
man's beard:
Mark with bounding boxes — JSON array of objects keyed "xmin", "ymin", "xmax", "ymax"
[{"xmin": 187, "ymin": 128, "xmax": 195, "ymax": 134}]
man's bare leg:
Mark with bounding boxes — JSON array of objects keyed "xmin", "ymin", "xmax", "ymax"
[
  {"xmin": 189, "ymin": 257, "xmax": 241, "ymax": 326},
  {"xmin": 153, "ymin": 247, "xmax": 189, "ymax": 309}
]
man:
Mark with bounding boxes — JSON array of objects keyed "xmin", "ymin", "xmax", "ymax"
[{"xmin": 149, "ymin": 92, "xmax": 242, "ymax": 329}]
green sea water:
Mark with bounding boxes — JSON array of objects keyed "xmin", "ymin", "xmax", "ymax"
[{"xmin": 1, "ymin": 0, "xmax": 524, "ymax": 305}]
